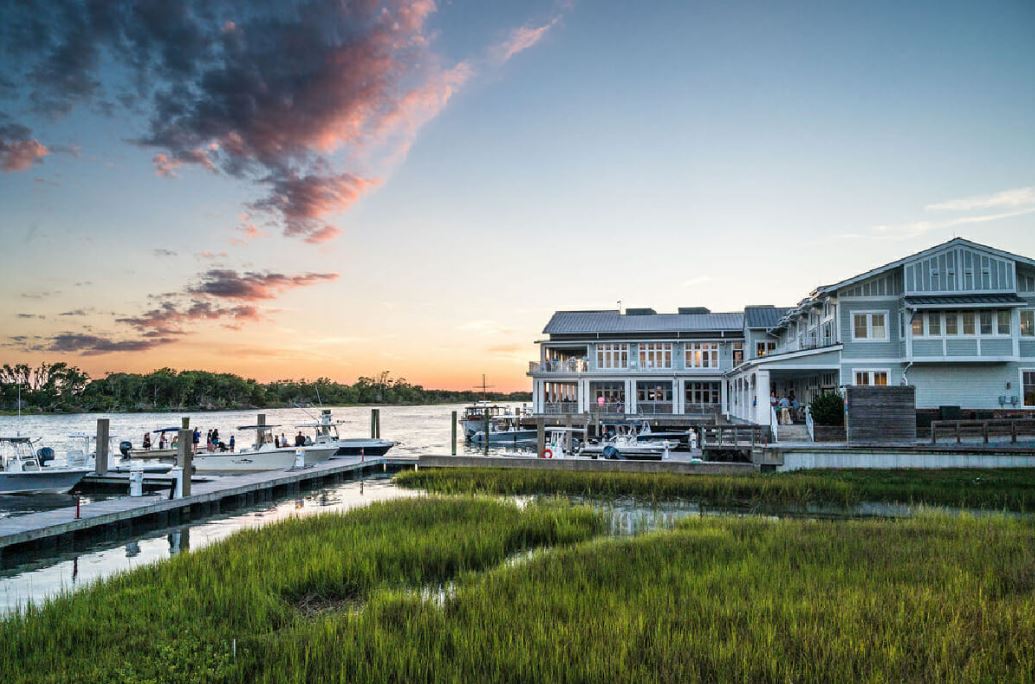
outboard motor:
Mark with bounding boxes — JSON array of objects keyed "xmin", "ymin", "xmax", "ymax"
[
  {"xmin": 119, "ymin": 440, "xmax": 134, "ymax": 458},
  {"xmin": 36, "ymin": 447, "xmax": 55, "ymax": 464}
]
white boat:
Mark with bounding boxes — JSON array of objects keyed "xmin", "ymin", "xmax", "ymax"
[
  {"xmin": 581, "ymin": 427, "xmax": 676, "ymax": 460},
  {"xmin": 0, "ymin": 436, "xmax": 92, "ymax": 494},
  {"xmin": 460, "ymin": 402, "xmax": 531, "ymax": 438},
  {"xmin": 296, "ymin": 410, "xmax": 397, "ymax": 457},
  {"xmin": 64, "ymin": 432, "xmax": 173, "ymax": 474},
  {"xmin": 192, "ymin": 424, "xmax": 336, "ymax": 472}
]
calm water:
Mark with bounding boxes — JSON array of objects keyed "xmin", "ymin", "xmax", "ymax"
[{"xmin": 0, "ymin": 403, "xmax": 530, "ymax": 522}]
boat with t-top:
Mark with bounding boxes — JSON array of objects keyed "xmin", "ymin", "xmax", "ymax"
[
  {"xmin": 192, "ymin": 424, "xmax": 337, "ymax": 472},
  {"xmin": 0, "ymin": 436, "xmax": 92, "ymax": 494}
]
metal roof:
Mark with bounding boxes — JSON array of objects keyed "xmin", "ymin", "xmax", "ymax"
[
  {"xmin": 543, "ymin": 310, "xmax": 744, "ymax": 335},
  {"xmin": 744, "ymin": 305, "xmax": 793, "ymax": 329},
  {"xmin": 904, "ymin": 293, "xmax": 1027, "ymax": 309}
]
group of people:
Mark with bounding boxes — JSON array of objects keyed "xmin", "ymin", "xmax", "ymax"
[
  {"xmin": 273, "ymin": 431, "xmax": 310, "ymax": 448},
  {"xmin": 770, "ymin": 390, "xmax": 802, "ymax": 425},
  {"xmin": 138, "ymin": 427, "xmax": 236, "ymax": 453}
]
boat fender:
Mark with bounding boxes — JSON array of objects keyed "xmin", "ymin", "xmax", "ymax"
[
  {"xmin": 602, "ymin": 445, "xmax": 620, "ymax": 460},
  {"xmin": 542, "ymin": 448, "xmax": 553, "ymax": 459}
]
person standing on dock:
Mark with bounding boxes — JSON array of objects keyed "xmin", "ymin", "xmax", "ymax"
[
  {"xmin": 142, "ymin": 432, "xmax": 151, "ymax": 450},
  {"xmin": 229, "ymin": 435, "xmax": 235, "ymax": 452},
  {"xmin": 192, "ymin": 427, "xmax": 201, "ymax": 454}
]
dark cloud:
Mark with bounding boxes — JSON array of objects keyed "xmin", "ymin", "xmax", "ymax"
[
  {"xmin": 152, "ymin": 248, "xmax": 178, "ymax": 257},
  {"xmin": 189, "ymin": 269, "xmax": 339, "ymax": 300},
  {"xmin": 59, "ymin": 308, "xmax": 92, "ymax": 316},
  {"xmin": 16, "ymin": 313, "xmax": 46, "ymax": 320},
  {"xmin": 20, "ymin": 289, "xmax": 59, "ymax": 299},
  {"xmin": 0, "ymin": 0, "xmax": 454, "ymax": 241},
  {"xmin": 47, "ymin": 333, "xmax": 174, "ymax": 355},
  {"xmin": 118, "ymin": 299, "xmax": 260, "ymax": 334}
]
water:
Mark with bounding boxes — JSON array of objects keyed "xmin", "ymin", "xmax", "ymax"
[
  {"xmin": 0, "ymin": 475, "xmax": 420, "ymax": 614},
  {"xmin": 0, "ymin": 403, "xmax": 529, "ymax": 520},
  {"xmin": 0, "ymin": 402, "xmax": 524, "ymax": 457}
]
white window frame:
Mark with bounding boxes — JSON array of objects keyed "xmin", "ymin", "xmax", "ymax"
[
  {"xmin": 921, "ymin": 310, "xmax": 1013, "ymax": 339},
  {"xmin": 1021, "ymin": 368, "xmax": 1035, "ymax": 409},
  {"xmin": 686, "ymin": 342, "xmax": 719, "ymax": 368},
  {"xmin": 853, "ymin": 369, "xmax": 891, "ymax": 386},
  {"xmin": 685, "ymin": 381, "xmax": 720, "ymax": 405},
  {"xmin": 1021, "ymin": 310, "xmax": 1035, "ymax": 338},
  {"xmin": 595, "ymin": 343, "xmax": 629, "ymax": 369},
  {"xmin": 850, "ymin": 310, "xmax": 889, "ymax": 342},
  {"xmin": 638, "ymin": 342, "xmax": 672, "ymax": 370}
]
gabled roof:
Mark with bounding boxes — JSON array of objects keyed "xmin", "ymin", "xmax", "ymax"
[
  {"xmin": 543, "ymin": 310, "xmax": 743, "ymax": 335},
  {"xmin": 816, "ymin": 237, "xmax": 1035, "ymax": 295},
  {"xmin": 744, "ymin": 305, "xmax": 793, "ymax": 329}
]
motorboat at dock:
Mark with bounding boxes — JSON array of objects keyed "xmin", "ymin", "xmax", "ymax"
[
  {"xmin": 296, "ymin": 409, "xmax": 397, "ymax": 457},
  {"xmin": 192, "ymin": 424, "xmax": 336, "ymax": 473},
  {"xmin": 469, "ymin": 414, "xmax": 538, "ymax": 447},
  {"xmin": 64, "ymin": 432, "xmax": 173, "ymax": 474},
  {"xmin": 460, "ymin": 401, "xmax": 531, "ymax": 439},
  {"xmin": 0, "ymin": 436, "xmax": 92, "ymax": 494}
]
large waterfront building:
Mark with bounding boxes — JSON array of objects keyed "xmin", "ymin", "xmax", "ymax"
[{"xmin": 529, "ymin": 238, "xmax": 1035, "ymax": 428}]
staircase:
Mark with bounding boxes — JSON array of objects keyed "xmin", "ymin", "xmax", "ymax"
[{"xmin": 776, "ymin": 423, "xmax": 811, "ymax": 443}]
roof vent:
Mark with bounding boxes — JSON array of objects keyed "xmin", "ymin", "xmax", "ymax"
[
  {"xmin": 625, "ymin": 308, "xmax": 657, "ymax": 316},
  {"xmin": 677, "ymin": 307, "xmax": 711, "ymax": 315}
]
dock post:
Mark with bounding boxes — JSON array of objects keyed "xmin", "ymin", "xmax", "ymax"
[
  {"xmin": 564, "ymin": 414, "xmax": 573, "ymax": 454},
  {"xmin": 370, "ymin": 409, "xmax": 376, "ymax": 438},
  {"xmin": 374, "ymin": 409, "xmax": 381, "ymax": 439},
  {"xmin": 95, "ymin": 418, "xmax": 110, "ymax": 474},
  {"xmin": 483, "ymin": 410, "xmax": 490, "ymax": 456},
  {"xmin": 451, "ymin": 410, "xmax": 457, "ymax": 455},
  {"xmin": 536, "ymin": 417, "xmax": 545, "ymax": 458},
  {"xmin": 177, "ymin": 416, "xmax": 192, "ymax": 497}
]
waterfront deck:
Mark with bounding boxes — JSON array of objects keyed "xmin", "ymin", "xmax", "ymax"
[{"xmin": 0, "ymin": 456, "xmax": 409, "ymax": 552}]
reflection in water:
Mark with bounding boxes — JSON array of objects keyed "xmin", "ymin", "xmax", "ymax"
[{"xmin": 0, "ymin": 476, "xmax": 419, "ymax": 614}]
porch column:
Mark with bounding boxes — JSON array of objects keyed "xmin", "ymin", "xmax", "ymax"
[
  {"xmin": 534, "ymin": 380, "xmax": 545, "ymax": 414},
  {"xmin": 720, "ymin": 379, "xmax": 729, "ymax": 418},
  {"xmin": 674, "ymin": 378, "xmax": 685, "ymax": 415},
  {"xmin": 755, "ymin": 370, "xmax": 771, "ymax": 425},
  {"xmin": 626, "ymin": 379, "xmax": 636, "ymax": 415}
]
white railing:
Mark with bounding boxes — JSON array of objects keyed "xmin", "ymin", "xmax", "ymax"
[
  {"xmin": 805, "ymin": 406, "xmax": 815, "ymax": 441},
  {"xmin": 770, "ymin": 406, "xmax": 780, "ymax": 443}
]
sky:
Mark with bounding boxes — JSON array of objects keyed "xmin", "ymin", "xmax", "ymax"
[{"xmin": 1, "ymin": 0, "xmax": 1034, "ymax": 391}]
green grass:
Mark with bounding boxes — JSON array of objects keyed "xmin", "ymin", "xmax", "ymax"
[
  {"xmin": 395, "ymin": 467, "xmax": 1035, "ymax": 510},
  {"xmin": 4, "ymin": 496, "xmax": 1034, "ymax": 681},
  {"xmin": 246, "ymin": 513, "xmax": 1035, "ymax": 682},
  {"xmin": 0, "ymin": 497, "xmax": 603, "ymax": 683}
]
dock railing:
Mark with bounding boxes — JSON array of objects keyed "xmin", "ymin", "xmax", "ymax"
[
  {"xmin": 635, "ymin": 401, "xmax": 674, "ymax": 415},
  {"xmin": 930, "ymin": 418, "xmax": 1035, "ymax": 445},
  {"xmin": 700, "ymin": 424, "xmax": 770, "ymax": 448}
]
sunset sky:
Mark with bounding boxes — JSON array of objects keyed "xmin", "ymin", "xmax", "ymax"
[{"xmin": 2, "ymin": 0, "xmax": 1034, "ymax": 391}]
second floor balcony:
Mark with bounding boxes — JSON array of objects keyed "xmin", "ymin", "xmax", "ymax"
[{"xmin": 530, "ymin": 357, "xmax": 589, "ymax": 374}]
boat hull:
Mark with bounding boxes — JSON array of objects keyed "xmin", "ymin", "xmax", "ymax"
[
  {"xmin": 331, "ymin": 439, "xmax": 396, "ymax": 457},
  {"xmin": 0, "ymin": 468, "xmax": 91, "ymax": 494},
  {"xmin": 193, "ymin": 445, "xmax": 337, "ymax": 472},
  {"xmin": 470, "ymin": 429, "xmax": 538, "ymax": 446}
]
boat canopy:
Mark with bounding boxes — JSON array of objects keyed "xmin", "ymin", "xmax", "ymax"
[
  {"xmin": 294, "ymin": 420, "xmax": 344, "ymax": 428},
  {"xmin": 0, "ymin": 436, "xmax": 33, "ymax": 443},
  {"xmin": 236, "ymin": 424, "xmax": 279, "ymax": 430},
  {"xmin": 152, "ymin": 427, "xmax": 182, "ymax": 433}
]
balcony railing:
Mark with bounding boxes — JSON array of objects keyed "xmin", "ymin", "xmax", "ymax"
[
  {"xmin": 777, "ymin": 333, "xmax": 836, "ymax": 355},
  {"xmin": 588, "ymin": 401, "xmax": 626, "ymax": 414},
  {"xmin": 542, "ymin": 401, "xmax": 579, "ymax": 414},
  {"xmin": 635, "ymin": 401, "xmax": 673, "ymax": 415},
  {"xmin": 531, "ymin": 358, "xmax": 589, "ymax": 374}
]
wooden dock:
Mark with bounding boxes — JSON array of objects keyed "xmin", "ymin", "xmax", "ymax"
[{"xmin": 0, "ymin": 456, "xmax": 410, "ymax": 552}]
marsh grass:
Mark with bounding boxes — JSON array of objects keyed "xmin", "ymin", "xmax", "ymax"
[
  {"xmin": 246, "ymin": 512, "xmax": 1035, "ymax": 682},
  {"xmin": 396, "ymin": 467, "xmax": 1035, "ymax": 510},
  {"xmin": 0, "ymin": 497, "xmax": 603, "ymax": 683}
]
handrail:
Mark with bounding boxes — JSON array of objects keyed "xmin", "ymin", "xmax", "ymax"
[
  {"xmin": 770, "ymin": 406, "xmax": 779, "ymax": 443},
  {"xmin": 931, "ymin": 418, "xmax": 1035, "ymax": 445},
  {"xmin": 804, "ymin": 406, "xmax": 815, "ymax": 442}
]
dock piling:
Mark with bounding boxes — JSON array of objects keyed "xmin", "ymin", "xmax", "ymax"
[
  {"xmin": 95, "ymin": 418, "xmax": 110, "ymax": 474},
  {"xmin": 177, "ymin": 417, "xmax": 192, "ymax": 497},
  {"xmin": 451, "ymin": 410, "xmax": 458, "ymax": 455},
  {"xmin": 483, "ymin": 410, "xmax": 490, "ymax": 456},
  {"xmin": 536, "ymin": 417, "xmax": 545, "ymax": 458}
]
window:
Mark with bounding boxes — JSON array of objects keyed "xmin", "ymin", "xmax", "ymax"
[
  {"xmin": 851, "ymin": 311, "xmax": 888, "ymax": 341},
  {"xmin": 927, "ymin": 312, "xmax": 941, "ymax": 336},
  {"xmin": 997, "ymin": 311, "xmax": 1012, "ymax": 336},
  {"xmin": 911, "ymin": 313, "xmax": 923, "ymax": 337},
  {"xmin": 636, "ymin": 382, "xmax": 672, "ymax": 402},
  {"xmin": 962, "ymin": 312, "xmax": 976, "ymax": 336},
  {"xmin": 732, "ymin": 342, "xmax": 744, "ymax": 366},
  {"xmin": 596, "ymin": 344, "xmax": 629, "ymax": 369},
  {"xmin": 854, "ymin": 370, "xmax": 889, "ymax": 386},
  {"xmin": 1025, "ymin": 371, "xmax": 1035, "ymax": 408},
  {"xmin": 1022, "ymin": 310, "xmax": 1035, "ymax": 337},
  {"xmin": 638, "ymin": 343, "xmax": 672, "ymax": 369},
  {"xmin": 685, "ymin": 381, "xmax": 720, "ymax": 405},
  {"xmin": 686, "ymin": 342, "xmax": 719, "ymax": 368},
  {"xmin": 945, "ymin": 312, "xmax": 959, "ymax": 336},
  {"xmin": 980, "ymin": 311, "xmax": 994, "ymax": 336},
  {"xmin": 755, "ymin": 341, "xmax": 776, "ymax": 358}
]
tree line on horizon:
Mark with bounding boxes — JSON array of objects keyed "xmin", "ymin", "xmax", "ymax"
[{"xmin": 0, "ymin": 363, "xmax": 530, "ymax": 413}]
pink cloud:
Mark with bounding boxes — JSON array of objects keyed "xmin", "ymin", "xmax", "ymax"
[
  {"xmin": 304, "ymin": 225, "xmax": 343, "ymax": 244},
  {"xmin": 253, "ymin": 171, "xmax": 377, "ymax": 242},
  {"xmin": 0, "ymin": 124, "xmax": 49, "ymax": 171},
  {"xmin": 493, "ymin": 18, "xmax": 560, "ymax": 63}
]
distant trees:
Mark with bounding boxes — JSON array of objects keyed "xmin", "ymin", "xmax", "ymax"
[{"xmin": 0, "ymin": 363, "xmax": 529, "ymax": 413}]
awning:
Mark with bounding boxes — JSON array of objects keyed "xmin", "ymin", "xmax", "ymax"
[{"xmin": 904, "ymin": 293, "xmax": 1027, "ymax": 310}]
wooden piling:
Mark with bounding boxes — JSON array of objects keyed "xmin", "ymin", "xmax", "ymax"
[
  {"xmin": 373, "ymin": 409, "xmax": 381, "ymax": 439},
  {"xmin": 564, "ymin": 414, "xmax": 573, "ymax": 454},
  {"xmin": 94, "ymin": 418, "xmax": 110, "ymax": 475},
  {"xmin": 536, "ymin": 417, "xmax": 545, "ymax": 458},
  {"xmin": 451, "ymin": 410, "xmax": 458, "ymax": 456},
  {"xmin": 483, "ymin": 410, "xmax": 490, "ymax": 456},
  {"xmin": 177, "ymin": 421, "xmax": 192, "ymax": 497}
]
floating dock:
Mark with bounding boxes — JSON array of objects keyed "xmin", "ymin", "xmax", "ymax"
[{"xmin": 0, "ymin": 456, "xmax": 411, "ymax": 553}]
